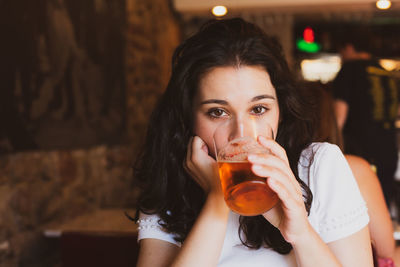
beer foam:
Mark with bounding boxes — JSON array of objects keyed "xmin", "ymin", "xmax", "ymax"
[{"xmin": 217, "ymin": 137, "xmax": 267, "ymax": 161}]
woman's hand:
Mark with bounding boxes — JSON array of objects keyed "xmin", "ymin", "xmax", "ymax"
[
  {"xmin": 184, "ymin": 136, "xmax": 221, "ymax": 195},
  {"xmin": 247, "ymin": 136, "xmax": 312, "ymax": 243}
]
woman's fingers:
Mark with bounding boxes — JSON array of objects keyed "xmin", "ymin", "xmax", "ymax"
[
  {"xmin": 191, "ymin": 136, "xmax": 207, "ymax": 162},
  {"xmin": 184, "ymin": 136, "xmax": 206, "ymax": 187},
  {"xmin": 184, "ymin": 137, "xmax": 194, "ymax": 174},
  {"xmin": 267, "ymin": 176, "xmax": 304, "ymax": 211},
  {"xmin": 262, "ymin": 178, "xmax": 307, "ymax": 237},
  {"xmin": 248, "ymin": 153, "xmax": 302, "ymax": 196},
  {"xmin": 258, "ymin": 136, "xmax": 289, "ymax": 164},
  {"xmin": 248, "ymin": 153, "xmax": 292, "ymax": 181},
  {"xmin": 184, "ymin": 136, "xmax": 218, "ymax": 193},
  {"xmin": 251, "ymin": 164, "xmax": 300, "ymax": 201},
  {"xmin": 253, "ymin": 138, "xmax": 309, "ymax": 240},
  {"xmin": 254, "ymin": 136, "xmax": 303, "ymax": 194}
]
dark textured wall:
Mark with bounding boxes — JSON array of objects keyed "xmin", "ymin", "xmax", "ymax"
[
  {"xmin": 0, "ymin": 0, "xmax": 181, "ymax": 266},
  {"xmin": 125, "ymin": 0, "xmax": 181, "ymax": 152},
  {"xmin": 0, "ymin": 0, "xmax": 127, "ymax": 151}
]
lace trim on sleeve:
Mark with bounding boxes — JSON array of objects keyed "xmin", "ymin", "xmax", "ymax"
[
  {"xmin": 136, "ymin": 215, "xmax": 181, "ymax": 246},
  {"xmin": 136, "ymin": 217, "xmax": 161, "ymax": 230},
  {"xmin": 318, "ymin": 203, "xmax": 368, "ymax": 233}
]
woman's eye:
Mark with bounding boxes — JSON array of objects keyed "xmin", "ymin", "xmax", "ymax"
[
  {"xmin": 251, "ymin": 106, "xmax": 267, "ymax": 115},
  {"xmin": 207, "ymin": 108, "xmax": 227, "ymax": 118}
]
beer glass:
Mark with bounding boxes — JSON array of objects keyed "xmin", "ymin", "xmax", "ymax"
[{"xmin": 213, "ymin": 119, "xmax": 278, "ymax": 216}]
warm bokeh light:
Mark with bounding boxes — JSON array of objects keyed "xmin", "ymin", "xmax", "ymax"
[
  {"xmin": 376, "ymin": 0, "xmax": 391, "ymax": 10},
  {"xmin": 380, "ymin": 59, "xmax": 400, "ymax": 71},
  {"xmin": 301, "ymin": 55, "xmax": 342, "ymax": 83},
  {"xmin": 212, "ymin": 5, "xmax": 228, "ymax": 17}
]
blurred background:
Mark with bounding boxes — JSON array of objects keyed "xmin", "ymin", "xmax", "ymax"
[{"xmin": 0, "ymin": 0, "xmax": 399, "ymax": 266}]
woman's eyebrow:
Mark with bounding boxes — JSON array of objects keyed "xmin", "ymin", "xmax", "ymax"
[
  {"xmin": 200, "ymin": 94, "xmax": 275, "ymax": 105},
  {"xmin": 251, "ymin": 94, "xmax": 275, "ymax": 102},
  {"xmin": 200, "ymin": 99, "xmax": 228, "ymax": 105}
]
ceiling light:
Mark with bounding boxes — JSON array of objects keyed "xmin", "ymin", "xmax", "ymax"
[
  {"xmin": 376, "ymin": 0, "xmax": 391, "ymax": 10},
  {"xmin": 212, "ymin": 5, "xmax": 227, "ymax": 17}
]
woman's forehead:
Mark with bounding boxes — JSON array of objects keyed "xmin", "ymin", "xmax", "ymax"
[{"xmin": 196, "ymin": 66, "xmax": 276, "ymax": 101}]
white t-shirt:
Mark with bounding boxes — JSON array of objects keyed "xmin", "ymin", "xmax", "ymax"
[{"xmin": 137, "ymin": 142, "xmax": 369, "ymax": 266}]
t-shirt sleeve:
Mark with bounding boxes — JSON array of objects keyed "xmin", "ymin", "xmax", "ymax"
[
  {"xmin": 137, "ymin": 212, "xmax": 181, "ymax": 247},
  {"xmin": 309, "ymin": 143, "xmax": 369, "ymax": 243}
]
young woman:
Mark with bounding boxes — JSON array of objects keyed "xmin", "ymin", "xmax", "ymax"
[{"xmin": 133, "ymin": 18, "xmax": 373, "ymax": 266}]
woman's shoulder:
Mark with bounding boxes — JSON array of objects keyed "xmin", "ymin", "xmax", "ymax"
[
  {"xmin": 303, "ymin": 144, "xmax": 370, "ymax": 243},
  {"xmin": 299, "ymin": 142, "xmax": 342, "ymax": 164},
  {"xmin": 298, "ymin": 142, "xmax": 347, "ymax": 190},
  {"xmin": 298, "ymin": 142, "xmax": 364, "ymax": 198},
  {"xmin": 344, "ymin": 154, "xmax": 379, "ymax": 189},
  {"xmin": 344, "ymin": 154, "xmax": 371, "ymax": 170}
]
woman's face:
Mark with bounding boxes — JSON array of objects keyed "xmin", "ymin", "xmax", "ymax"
[{"xmin": 192, "ymin": 65, "xmax": 280, "ymax": 156}]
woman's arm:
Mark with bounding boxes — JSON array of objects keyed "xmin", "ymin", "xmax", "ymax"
[
  {"xmin": 171, "ymin": 136, "xmax": 230, "ymax": 266},
  {"xmin": 136, "ymin": 193, "xmax": 228, "ymax": 267},
  {"xmin": 171, "ymin": 192, "xmax": 229, "ymax": 267},
  {"xmin": 136, "ymin": 238, "xmax": 180, "ymax": 267},
  {"xmin": 137, "ymin": 136, "xmax": 229, "ymax": 267},
  {"xmin": 328, "ymin": 226, "xmax": 373, "ymax": 267},
  {"xmin": 290, "ymin": 224, "xmax": 372, "ymax": 267},
  {"xmin": 345, "ymin": 154, "xmax": 395, "ymax": 259}
]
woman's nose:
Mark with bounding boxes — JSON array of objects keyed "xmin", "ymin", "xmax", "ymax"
[
  {"xmin": 228, "ymin": 120, "xmax": 254, "ymax": 141},
  {"xmin": 228, "ymin": 121, "xmax": 242, "ymax": 142}
]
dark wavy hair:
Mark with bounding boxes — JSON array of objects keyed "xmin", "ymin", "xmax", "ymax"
[
  {"xmin": 133, "ymin": 18, "xmax": 315, "ymax": 254},
  {"xmin": 301, "ymin": 82, "xmax": 343, "ymax": 150}
]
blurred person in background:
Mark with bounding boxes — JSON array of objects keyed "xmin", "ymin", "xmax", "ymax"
[
  {"xmin": 305, "ymin": 82, "xmax": 396, "ymax": 267},
  {"xmin": 332, "ymin": 27, "xmax": 400, "ymax": 209}
]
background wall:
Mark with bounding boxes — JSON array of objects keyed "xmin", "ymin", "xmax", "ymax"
[
  {"xmin": 0, "ymin": 0, "xmax": 127, "ymax": 151},
  {"xmin": 0, "ymin": 0, "xmax": 181, "ymax": 266}
]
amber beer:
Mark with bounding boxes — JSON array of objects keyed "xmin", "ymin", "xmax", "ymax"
[{"xmin": 218, "ymin": 161, "xmax": 278, "ymax": 216}]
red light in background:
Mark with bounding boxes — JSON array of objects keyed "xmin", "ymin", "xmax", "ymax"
[{"xmin": 303, "ymin": 27, "xmax": 314, "ymax": 43}]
